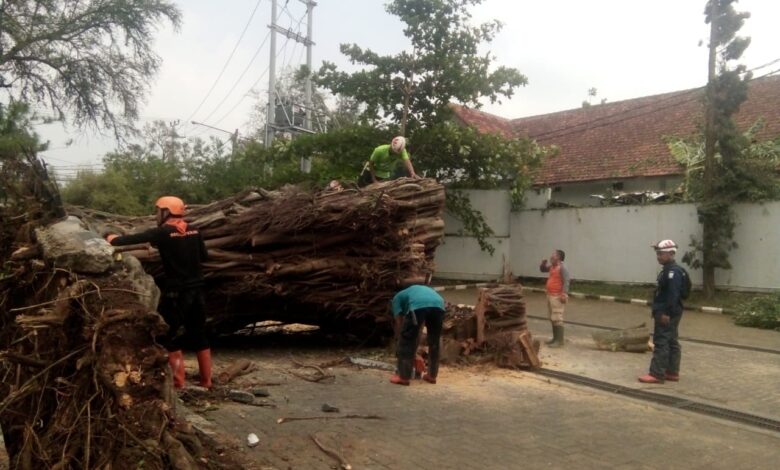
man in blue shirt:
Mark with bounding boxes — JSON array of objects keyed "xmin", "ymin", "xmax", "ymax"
[
  {"xmin": 390, "ymin": 285, "xmax": 446, "ymax": 386},
  {"xmin": 639, "ymin": 239, "xmax": 685, "ymax": 384}
]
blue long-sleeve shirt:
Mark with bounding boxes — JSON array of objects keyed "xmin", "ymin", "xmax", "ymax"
[{"xmin": 652, "ymin": 262, "xmax": 684, "ymax": 317}]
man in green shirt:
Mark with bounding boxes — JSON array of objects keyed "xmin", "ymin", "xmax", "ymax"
[
  {"xmin": 390, "ymin": 285, "xmax": 446, "ymax": 386},
  {"xmin": 360, "ymin": 136, "xmax": 419, "ymax": 185}
]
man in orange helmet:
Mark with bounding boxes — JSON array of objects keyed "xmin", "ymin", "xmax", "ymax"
[{"xmin": 106, "ymin": 196, "xmax": 212, "ymax": 389}]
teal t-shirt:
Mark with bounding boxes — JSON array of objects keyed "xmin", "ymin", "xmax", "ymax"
[
  {"xmin": 391, "ymin": 285, "xmax": 445, "ymax": 317},
  {"xmin": 370, "ymin": 144, "xmax": 410, "ymax": 179}
]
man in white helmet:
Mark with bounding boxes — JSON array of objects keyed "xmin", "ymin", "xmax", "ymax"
[
  {"xmin": 359, "ymin": 136, "xmax": 419, "ymax": 185},
  {"xmin": 639, "ymin": 239, "xmax": 686, "ymax": 384}
]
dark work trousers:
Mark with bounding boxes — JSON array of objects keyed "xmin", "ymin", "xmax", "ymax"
[
  {"xmin": 157, "ymin": 289, "xmax": 209, "ymax": 352},
  {"xmin": 396, "ymin": 307, "xmax": 444, "ymax": 380},
  {"xmin": 649, "ymin": 312, "xmax": 682, "ymax": 378}
]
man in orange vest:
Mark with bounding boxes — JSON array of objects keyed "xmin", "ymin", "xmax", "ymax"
[
  {"xmin": 106, "ymin": 196, "xmax": 212, "ymax": 389},
  {"xmin": 540, "ymin": 249, "xmax": 570, "ymax": 348}
]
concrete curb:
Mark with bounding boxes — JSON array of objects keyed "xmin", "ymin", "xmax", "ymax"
[{"xmin": 433, "ymin": 283, "xmax": 735, "ymax": 315}]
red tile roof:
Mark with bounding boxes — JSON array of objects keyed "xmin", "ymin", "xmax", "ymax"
[{"xmin": 451, "ymin": 75, "xmax": 780, "ymax": 185}]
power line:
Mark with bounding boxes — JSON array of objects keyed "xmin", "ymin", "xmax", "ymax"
[
  {"xmin": 189, "ymin": 5, "xmax": 288, "ymax": 131},
  {"xmin": 183, "ymin": 0, "xmax": 265, "ymax": 125},
  {"xmin": 210, "ymin": 34, "xmax": 294, "ymax": 128},
  {"xmin": 748, "ymin": 57, "xmax": 780, "ymax": 73}
]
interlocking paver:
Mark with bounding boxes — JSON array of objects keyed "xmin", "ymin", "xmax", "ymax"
[
  {"xmin": 445, "ymin": 289, "xmax": 780, "ymax": 420},
  {"xmin": 198, "ymin": 349, "xmax": 779, "ymax": 469}
]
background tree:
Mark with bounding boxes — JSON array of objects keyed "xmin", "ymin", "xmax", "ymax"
[
  {"xmin": 581, "ymin": 87, "xmax": 607, "ymax": 108},
  {"xmin": 314, "ymin": 0, "xmax": 527, "ymax": 134},
  {"xmin": 667, "ymin": 119, "xmax": 780, "ymax": 203},
  {"xmin": 0, "ymin": 0, "xmax": 181, "ymax": 138},
  {"xmin": 694, "ymin": 0, "xmax": 752, "ymax": 298},
  {"xmin": 309, "ymin": 0, "xmax": 545, "ymax": 252}
]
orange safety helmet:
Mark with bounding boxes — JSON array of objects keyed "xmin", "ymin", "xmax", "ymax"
[{"xmin": 155, "ymin": 196, "xmax": 186, "ymax": 216}]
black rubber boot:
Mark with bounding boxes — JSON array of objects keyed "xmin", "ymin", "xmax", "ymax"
[
  {"xmin": 548, "ymin": 325, "xmax": 564, "ymax": 348},
  {"xmin": 545, "ymin": 324, "xmax": 558, "ymax": 345}
]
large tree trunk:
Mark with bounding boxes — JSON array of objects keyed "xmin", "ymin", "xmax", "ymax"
[{"xmin": 70, "ymin": 178, "xmax": 447, "ymax": 334}]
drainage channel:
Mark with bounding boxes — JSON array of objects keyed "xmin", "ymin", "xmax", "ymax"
[
  {"xmin": 535, "ymin": 368, "xmax": 780, "ymax": 433},
  {"xmin": 526, "ymin": 314, "xmax": 780, "ymax": 356}
]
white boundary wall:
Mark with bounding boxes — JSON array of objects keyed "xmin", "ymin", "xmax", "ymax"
[{"xmin": 434, "ymin": 189, "xmax": 780, "ymax": 290}]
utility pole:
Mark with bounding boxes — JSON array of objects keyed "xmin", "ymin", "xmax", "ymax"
[
  {"xmin": 704, "ymin": 0, "xmax": 718, "ymax": 201},
  {"xmin": 303, "ymin": 1, "xmax": 315, "ymax": 133},
  {"xmin": 702, "ymin": 0, "xmax": 719, "ymax": 298},
  {"xmin": 167, "ymin": 119, "xmax": 181, "ymax": 161},
  {"xmin": 301, "ymin": 0, "xmax": 316, "ymax": 173},
  {"xmin": 265, "ymin": 0, "xmax": 278, "ymax": 149},
  {"xmin": 266, "ymin": 1, "xmax": 317, "ymax": 169}
]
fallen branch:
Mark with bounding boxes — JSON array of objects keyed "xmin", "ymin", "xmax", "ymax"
[
  {"xmin": 217, "ymin": 358, "xmax": 257, "ymax": 385},
  {"xmin": 289, "ymin": 370, "xmax": 335, "ymax": 383},
  {"xmin": 311, "ymin": 434, "xmax": 352, "ymax": 470},
  {"xmin": 277, "ymin": 414, "xmax": 385, "ymax": 424},
  {"xmin": 289, "ymin": 357, "xmax": 335, "ymax": 383},
  {"xmin": 0, "ymin": 352, "xmax": 48, "ymax": 368}
]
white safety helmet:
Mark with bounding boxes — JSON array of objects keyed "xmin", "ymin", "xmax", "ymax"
[
  {"xmin": 391, "ymin": 136, "xmax": 406, "ymax": 153},
  {"xmin": 652, "ymin": 239, "xmax": 678, "ymax": 253}
]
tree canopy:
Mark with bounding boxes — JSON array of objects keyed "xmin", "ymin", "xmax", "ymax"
[
  {"xmin": 682, "ymin": 0, "xmax": 753, "ymax": 297},
  {"xmin": 0, "ymin": 0, "xmax": 181, "ymax": 138},
  {"xmin": 314, "ymin": 0, "xmax": 527, "ymax": 132}
]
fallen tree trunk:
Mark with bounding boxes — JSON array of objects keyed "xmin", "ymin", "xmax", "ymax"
[
  {"xmin": 69, "ymin": 178, "xmax": 446, "ymax": 334},
  {"xmin": 592, "ymin": 324, "xmax": 651, "ymax": 353}
]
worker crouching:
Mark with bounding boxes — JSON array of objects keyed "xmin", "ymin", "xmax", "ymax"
[{"xmin": 389, "ymin": 285, "xmax": 445, "ymax": 386}]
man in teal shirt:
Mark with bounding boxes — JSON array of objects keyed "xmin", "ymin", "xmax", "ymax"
[
  {"xmin": 360, "ymin": 136, "xmax": 419, "ymax": 185},
  {"xmin": 390, "ymin": 285, "xmax": 446, "ymax": 386}
]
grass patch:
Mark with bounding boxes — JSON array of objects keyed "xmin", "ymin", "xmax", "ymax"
[{"xmin": 734, "ymin": 294, "xmax": 780, "ymax": 330}]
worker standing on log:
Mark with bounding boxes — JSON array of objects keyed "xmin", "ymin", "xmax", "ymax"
[
  {"xmin": 359, "ymin": 136, "xmax": 419, "ymax": 186},
  {"xmin": 106, "ymin": 196, "xmax": 212, "ymax": 390},
  {"xmin": 639, "ymin": 240, "xmax": 685, "ymax": 384},
  {"xmin": 540, "ymin": 249, "xmax": 570, "ymax": 348},
  {"xmin": 390, "ymin": 285, "xmax": 445, "ymax": 386}
]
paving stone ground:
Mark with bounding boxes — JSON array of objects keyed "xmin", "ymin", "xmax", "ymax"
[
  {"xmin": 196, "ymin": 351, "xmax": 778, "ymax": 470},
  {"xmin": 2, "ymin": 290, "xmax": 778, "ymax": 469}
]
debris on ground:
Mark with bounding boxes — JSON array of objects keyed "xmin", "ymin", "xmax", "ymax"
[
  {"xmin": 216, "ymin": 358, "xmax": 257, "ymax": 385},
  {"xmin": 592, "ymin": 323, "xmax": 651, "ymax": 353},
  {"xmin": 321, "ymin": 403, "xmax": 340, "ymax": 413},
  {"xmin": 440, "ymin": 285, "xmax": 541, "ymax": 369},
  {"xmin": 311, "ymin": 433, "xmax": 352, "ymax": 470},
  {"xmin": 0, "ymin": 154, "xmax": 249, "ymax": 469},
  {"xmin": 276, "ymin": 414, "xmax": 385, "ymax": 425},
  {"xmin": 246, "ymin": 433, "xmax": 260, "ymax": 448},
  {"xmin": 348, "ymin": 356, "xmax": 396, "ymax": 371}
]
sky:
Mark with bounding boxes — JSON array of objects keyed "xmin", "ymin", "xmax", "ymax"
[{"xmin": 34, "ymin": 0, "xmax": 780, "ymax": 179}]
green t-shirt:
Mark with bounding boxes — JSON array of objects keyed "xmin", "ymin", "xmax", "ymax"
[{"xmin": 369, "ymin": 144, "xmax": 410, "ymax": 179}]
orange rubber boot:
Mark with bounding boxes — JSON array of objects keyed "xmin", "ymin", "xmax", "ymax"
[
  {"xmin": 168, "ymin": 351, "xmax": 185, "ymax": 389},
  {"xmin": 196, "ymin": 349, "xmax": 213, "ymax": 389},
  {"xmin": 389, "ymin": 374, "xmax": 410, "ymax": 386}
]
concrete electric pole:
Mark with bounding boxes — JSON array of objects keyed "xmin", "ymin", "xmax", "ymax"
[{"xmin": 265, "ymin": 0, "xmax": 317, "ymax": 158}]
